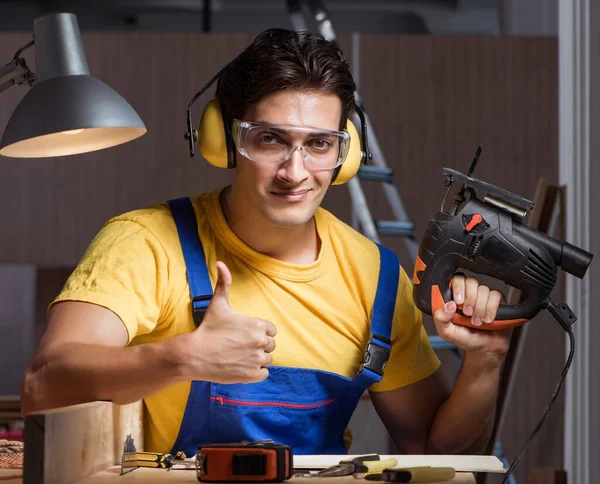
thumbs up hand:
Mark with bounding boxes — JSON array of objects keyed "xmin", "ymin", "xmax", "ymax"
[{"xmin": 179, "ymin": 261, "xmax": 277, "ymax": 384}]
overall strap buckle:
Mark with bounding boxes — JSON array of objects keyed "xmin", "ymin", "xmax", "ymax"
[
  {"xmin": 359, "ymin": 244, "xmax": 399, "ymax": 380},
  {"xmin": 361, "ymin": 334, "xmax": 391, "ymax": 377},
  {"xmin": 192, "ymin": 295, "xmax": 212, "ymax": 326}
]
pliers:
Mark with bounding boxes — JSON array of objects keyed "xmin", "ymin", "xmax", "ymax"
[{"xmin": 302, "ymin": 454, "xmax": 398, "ymax": 478}]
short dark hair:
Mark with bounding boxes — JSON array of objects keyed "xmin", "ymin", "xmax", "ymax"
[{"xmin": 216, "ymin": 28, "xmax": 356, "ymax": 130}]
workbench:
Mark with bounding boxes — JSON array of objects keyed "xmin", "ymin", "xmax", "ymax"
[
  {"xmin": 0, "ymin": 468, "xmax": 476, "ymax": 483},
  {"xmin": 1, "ymin": 401, "xmax": 496, "ymax": 483}
]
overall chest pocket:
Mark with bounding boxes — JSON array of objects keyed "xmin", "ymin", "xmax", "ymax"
[{"xmin": 208, "ymin": 367, "xmax": 350, "ymax": 454}]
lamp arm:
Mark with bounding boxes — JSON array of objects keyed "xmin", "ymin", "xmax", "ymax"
[
  {"xmin": 305, "ymin": 0, "xmax": 337, "ymax": 44},
  {"xmin": 0, "ymin": 39, "xmax": 36, "ymax": 96}
]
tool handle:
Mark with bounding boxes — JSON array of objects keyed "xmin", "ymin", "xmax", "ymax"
[
  {"xmin": 414, "ymin": 243, "xmax": 548, "ymax": 330},
  {"xmin": 402, "ymin": 466, "xmax": 455, "ymax": 482},
  {"xmin": 357, "ymin": 458, "xmax": 398, "ymax": 475},
  {"xmin": 366, "ymin": 466, "xmax": 455, "ymax": 482},
  {"xmin": 341, "ymin": 453, "xmax": 380, "ymax": 464},
  {"xmin": 429, "ymin": 260, "xmax": 543, "ymax": 330}
]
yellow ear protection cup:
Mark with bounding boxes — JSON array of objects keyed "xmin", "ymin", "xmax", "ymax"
[
  {"xmin": 331, "ymin": 102, "xmax": 371, "ymax": 185},
  {"xmin": 184, "ymin": 66, "xmax": 235, "ymax": 167},
  {"xmin": 185, "ymin": 67, "xmax": 372, "ymax": 180},
  {"xmin": 331, "ymin": 118, "xmax": 361, "ymax": 185},
  {"xmin": 196, "ymin": 99, "xmax": 234, "ymax": 169}
]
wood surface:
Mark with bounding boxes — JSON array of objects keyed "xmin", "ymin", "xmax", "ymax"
[
  {"xmin": 22, "ymin": 401, "xmax": 143, "ymax": 484},
  {"xmin": 0, "ymin": 266, "xmax": 36, "ymax": 396},
  {"xmin": 526, "ymin": 468, "xmax": 567, "ymax": 484},
  {"xmin": 14, "ymin": 399, "xmax": 491, "ymax": 484},
  {"xmin": 294, "ymin": 454, "xmax": 504, "ymax": 474},
  {"xmin": 0, "ymin": 396, "xmax": 21, "ymax": 424},
  {"xmin": 78, "ymin": 468, "xmax": 477, "ymax": 483},
  {"xmin": 0, "ymin": 469, "xmax": 23, "ymax": 484},
  {"xmin": 0, "ymin": 469, "xmax": 477, "ymax": 484}
]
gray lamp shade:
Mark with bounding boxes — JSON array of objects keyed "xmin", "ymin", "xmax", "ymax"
[{"xmin": 0, "ymin": 13, "xmax": 146, "ymax": 158}]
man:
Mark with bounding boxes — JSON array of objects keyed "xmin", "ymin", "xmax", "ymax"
[{"xmin": 21, "ymin": 28, "xmax": 510, "ymax": 456}]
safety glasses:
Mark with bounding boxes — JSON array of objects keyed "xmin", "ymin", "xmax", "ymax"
[{"xmin": 232, "ymin": 119, "xmax": 351, "ymax": 171}]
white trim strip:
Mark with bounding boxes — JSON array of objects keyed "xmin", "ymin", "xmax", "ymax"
[{"xmin": 559, "ymin": 0, "xmax": 592, "ymax": 482}]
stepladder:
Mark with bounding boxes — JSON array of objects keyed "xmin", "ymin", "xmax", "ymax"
[
  {"xmin": 286, "ymin": 0, "xmax": 460, "ymax": 356},
  {"xmin": 286, "ymin": 2, "xmax": 528, "ymax": 481}
]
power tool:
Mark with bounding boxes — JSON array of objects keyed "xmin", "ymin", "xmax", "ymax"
[{"xmin": 412, "ymin": 146, "xmax": 593, "ymax": 331}]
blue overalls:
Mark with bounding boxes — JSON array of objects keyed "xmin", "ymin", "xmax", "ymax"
[{"xmin": 167, "ymin": 197, "xmax": 399, "ymax": 457}]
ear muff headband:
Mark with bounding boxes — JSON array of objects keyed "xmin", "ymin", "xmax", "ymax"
[
  {"xmin": 184, "ymin": 66, "xmax": 226, "ymax": 158},
  {"xmin": 185, "ymin": 69, "xmax": 372, "ymax": 184}
]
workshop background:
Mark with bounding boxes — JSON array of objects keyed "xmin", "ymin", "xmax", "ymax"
[{"xmin": 0, "ymin": 1, "xmax": 597, "ymax": 483}]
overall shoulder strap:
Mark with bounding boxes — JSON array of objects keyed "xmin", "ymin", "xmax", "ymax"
[
  {"xmin": 168, "ymin": 197, "xmax": 213, "ymax": 326},
  {"xmin": 371, "ymin": 244, "xmax": 399, "ymax": 343},
  {"xmin": 358, "ymin": 244, "xmax": 399, "ymax": 382}
]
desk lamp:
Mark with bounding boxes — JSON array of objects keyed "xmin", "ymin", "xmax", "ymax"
[{"xmin": 0, "ymin": 12, "xmax": 146, "ymax": 158}]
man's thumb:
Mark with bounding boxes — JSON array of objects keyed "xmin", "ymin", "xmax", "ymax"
[
  {"xmin": 211, "ymin": 261, "xmax": 232, "ymax": 308},
  {"xmin": 434, "ymin": 300, "xmax": 456, "ymax": 326}
]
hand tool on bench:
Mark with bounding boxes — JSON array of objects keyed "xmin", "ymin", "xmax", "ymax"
[
  {"xmin": 120, "ymin": 434, "xmax": 192, "ymax": 474},
  {"xmin": 364, "ymin": 466, "xmax": 456, "ymax": 482},
  {"xmin": 298, "ymin": 454, "xmax": 398, "ymax": 478}
]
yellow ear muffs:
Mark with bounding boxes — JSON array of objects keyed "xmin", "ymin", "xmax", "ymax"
[
  {"xmin": 332, "ymin": 119, "xmax": 362, "ymax": 186},
  {"xmin": 196, "ymin": 99, "xmax": 232, "ymax": 168}
]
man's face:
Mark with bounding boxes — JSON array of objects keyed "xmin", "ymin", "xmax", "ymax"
[{"xmin": 231, "ymin": 88, "xmax": 343, "ymax": 229}]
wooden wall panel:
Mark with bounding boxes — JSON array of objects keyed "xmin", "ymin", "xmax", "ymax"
[
  {"xmin": 0, "ymin": 32, "xmax": 561, "ymax": 481},
  {"xmin": 34, "ymin": 267, "xmax": 74, "ymax": 346},
  {"xmin": 356, "ymin": 35, "xmax": 558, "ymax": 265},
  {"xmin": 0, "ymin": 33, "xmax": 252, "ymax": 266},
  {"xmin": 0, "ymin": 265, "xmax": 36, "ymax": 395},
  {"xmin": 0, "ymin": 32, "xmax": 353, "ymax": 268},
  {"xmin": 357, "ymin": 36, "xmax": 560, "ymax": 483}
]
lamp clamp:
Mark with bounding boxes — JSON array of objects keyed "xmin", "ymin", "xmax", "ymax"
[{"xmin": 0, "ymin": 40, "xmax": 36, "ymax": 96}]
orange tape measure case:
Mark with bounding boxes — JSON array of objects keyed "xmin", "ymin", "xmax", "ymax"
[{"xmin": 195, "ymin": 442, "xmax": 294, "ymax": 482}]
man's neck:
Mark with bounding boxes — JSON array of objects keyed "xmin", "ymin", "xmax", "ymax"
[{"xmin": 219, "ymin": 186, "xmax": 321, "ymax": 265}]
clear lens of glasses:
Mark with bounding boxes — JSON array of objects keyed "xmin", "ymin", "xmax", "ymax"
[{"xmin": 232, "ymin": 119, "xmax": 351, "ymax": 170}]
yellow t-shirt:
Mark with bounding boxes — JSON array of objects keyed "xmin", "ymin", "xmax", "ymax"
[{"xmin": 50, "ymin": 187, "xmax": 440, "ymax": 454}]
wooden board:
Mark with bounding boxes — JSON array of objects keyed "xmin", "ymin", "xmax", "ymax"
[
  {"xmin": 294, "ymin": 455, "xmax": 504, "ymax": 474},
  {"xmin": 0, "ymin": 396, "xmax": 21, "ymax": 410},
  {"xmin": 0, "ymin": 468, "xmax": 476, "ymax": 483},
  {"xmin": 22, "ymin": 401, "xmax": 143, "ymax": 484},
  {"xmin": 16, "ymin": 400, "xmax": 490, "ymax": 484},
  {"xmin": 0, "ymin": 469, "xmax": 23, "ymax": 484},
  {"xmin": 85, "ymin": 468, "xmax": 477, "ymax": 483}
]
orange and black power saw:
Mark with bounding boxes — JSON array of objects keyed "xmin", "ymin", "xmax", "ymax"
[{"xmin": 412, "ymin": 146, "xmax": 593, "ymax": 331}]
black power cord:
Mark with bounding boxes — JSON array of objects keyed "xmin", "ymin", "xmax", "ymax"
[{"xmin": 501, "ymin": 321, "xmax": 575, "ymax": 483}]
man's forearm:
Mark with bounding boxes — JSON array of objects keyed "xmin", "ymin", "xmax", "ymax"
[
  {"xmin": 21, "ymin": 337, "xmax": 187, "ymax": 415},
  {"xmin": 426, "ymin": 354, "xmax": 502, "ymax": 454}
]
